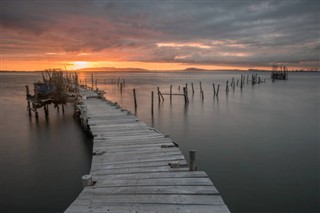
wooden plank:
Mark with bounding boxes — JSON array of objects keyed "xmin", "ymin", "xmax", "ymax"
[
  {"xmin": 82, "ymin": 185, "xmax": 219, "ymax": 195},
  {"xmin": 66, "ymin": 87, "xmax": 230, "ymax": 213},
  {"xmin": 66, "ymin": 204, "xmax": 230, "ymax": 213},
  {"xmin": 92, "ymin": 171, "xmax": 209, "ymax": 180},
  {"xmin": 72, "ymin": 194, "xmax": 225, "ymax": 205}
]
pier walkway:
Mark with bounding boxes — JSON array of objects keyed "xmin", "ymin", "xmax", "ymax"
[{"xmin": 66, "ymin": 88, "xmax": 230, "ymax": 213}]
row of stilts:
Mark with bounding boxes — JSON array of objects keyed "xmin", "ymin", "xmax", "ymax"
[{"xmin": 108, "ymin": 73, "xmax": 266, "ymax": 117}]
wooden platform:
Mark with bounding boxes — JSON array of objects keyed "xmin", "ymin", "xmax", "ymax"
[{"xmin": 65, "ymin": 88, "xmax": 230, "ymax": 213}]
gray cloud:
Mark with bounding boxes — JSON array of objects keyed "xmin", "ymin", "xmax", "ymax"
[{"xmin": 2, "ymin": 0, "xmax": 319, "ymax": 68}]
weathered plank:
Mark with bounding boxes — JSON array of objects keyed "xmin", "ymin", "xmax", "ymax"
[{"xmin": 66, "ymin": 88, "xmax": 230, "ymax": 213}]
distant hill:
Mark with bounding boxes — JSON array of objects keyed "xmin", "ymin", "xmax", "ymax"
[
  {"xmin": 183, "ymin": 67, "xmax": 208, "ymax": 71},
  {"xmin": 78, "ymin": 67, "xmax": 149, "ymax": 72}
]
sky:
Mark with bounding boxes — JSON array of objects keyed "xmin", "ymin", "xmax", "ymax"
[{"xmin": 1, "ymin": 0, "xmax": 319, "ymax": 71}]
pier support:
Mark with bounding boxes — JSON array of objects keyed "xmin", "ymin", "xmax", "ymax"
[{"xmin": 189, "ymin": 150, "xmax": 197, "ymax": 171}]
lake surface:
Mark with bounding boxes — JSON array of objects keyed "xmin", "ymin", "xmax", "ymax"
[{"xmin": 1, "ymin": 71, "xmax": 319, "ymax": 212}]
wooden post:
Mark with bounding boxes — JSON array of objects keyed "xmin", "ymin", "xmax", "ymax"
[
  {"xmin": 213, "ymin": 83, "xmax": 216, "ymax": 96},
  {"xmin": 170, "ymin": 85, "xmax": 172, "ymax": 101},
  {"xmin": 178, "ymin": 85, "xmax": 180, "ymax": 91},
  {"xmin": 120, "ymin": 83, "xmax": 123, "ymax": 94},
  {"xmin": 25, "ymin": 85, "xmax": 31, "ymax": 116},
  {"xmin": 44, "ymin": 105, "xmax": 49, "ymax": 117},
  {"xmin": 91, "ymin": 74, "xmax": 94, "ymax": 90},
  {"xmin": 95, "ymin": 79, "xmax": 98, "ymax": 90},
  {"xmin": 151, "ymin": 91, "xmax": 154, "ymax": 115},
  {"xmin": 216, "ymin": 84, "xmax": 220, "ymax": 97},
  {"xmin": 189, "ymin": 150, "xmax": 197, "ymax": 171},
  {"xmin": 133, "ymin": 89, "xmax": 137, "ymax": 109},
  {"xmin": 82, "ymin": 174, "xmax": 93, "ymax": 188},
  {"xmin": 157, "ymin": 87, "xmax": 161, "ymax": 103},
  {"xmin": 191, "ymin": 82, "xmax": 194, "ymax": 95},
  {"xmin": 199, "ymin": 81, "xmax": 202, "ymax": 94},
  {"xmin": 226, "ymin": 81, "xmax": 229, "ymax": 93}
]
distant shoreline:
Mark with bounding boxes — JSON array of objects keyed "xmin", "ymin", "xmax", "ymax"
[{"xmin": 0, "ymin": 69, "xmax": 319, "ymax": 73}]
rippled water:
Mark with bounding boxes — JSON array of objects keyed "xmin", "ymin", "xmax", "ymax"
[{"xmin": 1, "ymin": 71, "xmax": 319, "ymax": 213}]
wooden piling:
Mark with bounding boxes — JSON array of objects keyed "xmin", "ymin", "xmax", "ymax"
[
  {"xmin": 170, "ymin": 85, "xmax": 172, "ymax": 101},
  {"xmin": 226, "ymin": 81, "xmax": 229, "ymax": 93},
  {"xmin": 189, "ymin": 150, "xmax": 197, "ymax": 171},
  {"xmin": 151, "ymin": 91, "xmax": 154, "ymax": 115},
  {"xmin": 91, "ymin": 74, "xmax": 94, "ymax": 90},
  {"xmin": 199, "ymin": 81, "xmax": 202, "ymax": 94},
  {"xmin": 191, "ymin": 82, "xmax": 194, "ymax": 95},
  {"xmin": 157, "ymin": 87, "xmax": 160, "ymax": 103},
  {"xmin": 213, "ymin": 83, "xmax": 216, "ymax": 96},
  {"xmin": 25, "ymin": 85, "xmax": 31, "ymax": 116},
  {"xmin": 133, "ymin": 89, "xmax": 137, "ymax": 109},
  {"xmin": 216, "ymin": 84, "xmax": 220, "ymax": 97},
  {"xmin": 120, "ymin": 83, "xmax": 123, "ymax": 94},
  {"xmin": 183, "ymin": 87, "xmax": 189, "ymax": 104}
]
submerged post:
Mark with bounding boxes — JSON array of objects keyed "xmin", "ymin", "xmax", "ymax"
[
  {"xmin": 133, "ymin": 89, "xmax": 137, "ymax": 109},
  {"xmin": 189, "ymin": 150, "xmax": 197, "ymax": 171}
]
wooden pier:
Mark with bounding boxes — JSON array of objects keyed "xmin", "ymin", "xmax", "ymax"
[{"xmin": 66, "ymin": 87, "xmax": 230, "ymax": 213}]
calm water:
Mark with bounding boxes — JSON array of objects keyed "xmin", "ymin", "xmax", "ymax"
[
  {"xmin": 0, "ymin": 72, "xmax": 92, "ymax": 212},
  {"xmin": 1, "ymin": 71, "xmax": 319, "ymax": 212}
]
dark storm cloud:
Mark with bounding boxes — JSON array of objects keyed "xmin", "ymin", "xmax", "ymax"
[{"xmin": 2, "ymin": 0, "xmax": 319, "ymax": 68}]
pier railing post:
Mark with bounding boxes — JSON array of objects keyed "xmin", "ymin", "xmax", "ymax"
[{"xmin": 189, "ymin": 150, "xmax": 197, "ymax": 171}]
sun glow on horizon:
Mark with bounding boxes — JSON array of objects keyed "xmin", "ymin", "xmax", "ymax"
[{"xmin": 69, "ymin": 61, "xmax": 90, "ymax": 70}]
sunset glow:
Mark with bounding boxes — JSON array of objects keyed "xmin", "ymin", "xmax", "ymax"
[{"xmin": 1, "ymin": 1, "xmax": 319, "ymax": 71}]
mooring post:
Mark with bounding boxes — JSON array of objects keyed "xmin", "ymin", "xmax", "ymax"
[
  {"xmin": 170, "ymin": 85, "xmax": 172, "ymax": 101},
  {"xmin": 82, "ymin": 174, "xmax": 93, "ymax": 188},
  {"xmin": 91, "ymin": 74, "xmax": 94, "ymax": 90},
  {"xmin": 120, "ymin": 83, "xmax": 123, "ymax": 94},
  {"xmin": 191, "ymin": 82, "xmax": 194, "ymax": 95},
  {"xmin": 199, "ymin": 81, "xmax": 202, "ymax": 94},
  {"xmin": 157, "ymin": 87, "xmax": 161, "ymax": 103},
  {"xmin": 133, "ymin": 89, "xmax": 137, "ymax": 109},
  {"xmin": 226, "ymin": 81, "xmax": 229, "ymax": 93},
  {"xmin": 151, "ymin": 91, "xmax": 154, "ymax": 115},
  {"xmin": 213, "ymin": 83, "xmax": 216, "ymax": 96},
  {"xmin": 183, "ymin": 87, "xmax": 186, "ymax": 104},
  {"xmin": 189, "ymin": 150, "xmax": 197, "ymax": 171},
  {"xmin": 25, "ymin": 85, "xmax": 31, "ymax": 116},
  {"xmin": 216, "ymin": 84, "xmax": 220, "ymax": 97}
]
